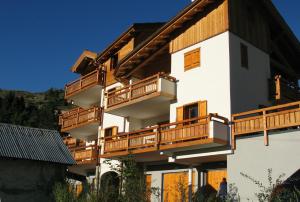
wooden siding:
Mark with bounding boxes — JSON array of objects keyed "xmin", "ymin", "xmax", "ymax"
[
  {"xmin": 229, "ymin": 0, "xmax": 270, "ymax": 52},
  {"xmin": 104, "ymin": 39, "xmax": 134, "ymax": 86},
  {"xmin": 118, "ymin": 38, "xmax": 134, "ymax": 61},
  {"xmin": 104, "ymin": 58, "xmax": 117, "ymax": 86},
  {"xmin": 169, "ymin": 0, "xmax": 229, "ymax": 53}
]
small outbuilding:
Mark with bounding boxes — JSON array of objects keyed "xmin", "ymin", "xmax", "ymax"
[{"xmin": 0, "ymin": 123, "xmax": 76, "ymax": 202}]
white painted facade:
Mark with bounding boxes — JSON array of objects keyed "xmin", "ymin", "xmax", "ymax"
[
  {"xmin": 170, "ymin": 32, "xmax": 232, "ymax": 121},
  {"xmin": 229, "ymin": 33, "xmax": 271, "ymax": 114}
]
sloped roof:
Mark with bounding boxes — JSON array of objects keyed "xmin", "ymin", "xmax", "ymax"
[
  {"xmin": 0, "ymin": 123, "xmax": 75, "ymax": 165},
  {"xmin": 96, "ymin": 22, "xmax": 165, "ymax": 64},
  {"xmin": 115, "ymin": 0, "xmax": 300, "ymax": 79}
]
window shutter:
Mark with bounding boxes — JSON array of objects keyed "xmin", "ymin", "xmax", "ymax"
[
  {"xmin": 198, "ymin": 100, "xmax": 207, "ymax": 117},
  {"xmin": 184, "ymin": 48, "xmax": 200, "ymax": 71},
  {"xmin": 176, "ymin": 106, "xmax": 184, "ymax": 122},
  {"xmin": 112, "ymin": 126, "xmax": 118, "ymax": 137},
  {"xmin": 192, "ymin": 48, "xmax": 200, "ymax": 67}
]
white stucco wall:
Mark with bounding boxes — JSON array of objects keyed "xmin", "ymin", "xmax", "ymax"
[
  {"xmin": 100, "ymin": 83, "xmax": 127, "ymax": 177},
  {"xmin": 229, "ymin": 33, "xmax": 271, "ymax": 114},
  {"xmin": 228, "ymin": 129, "xmax": 300, "ymax": 201},
  {"xmin": 170, "ymin": 32, "xmax": 231, "ymax": 122}
]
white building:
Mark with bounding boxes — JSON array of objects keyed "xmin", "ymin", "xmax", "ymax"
[{"xmin": 59, "ymin": 0, "xmax": 300, "ymax": 201}]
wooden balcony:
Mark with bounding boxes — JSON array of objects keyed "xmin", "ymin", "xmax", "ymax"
[
  {"xmin": 105, "ymin": 73, "xmax": 176, "ymax": 119},
  {"xmin": 270, "ymin": 75, "xmax": 300, "ymax": 104},
  {"xmin": 65, "ymin": 69, "xmax": 105, "ymax": 108},
  {"xmin": 59, "ymin": 107, "xmax": 102, "ymax": 139},
  {"xmin": 63, "ymin": 137, "xmax": 98, "ymax": 165},
  {"xmin": 69, "ymin": 145, "xmax": 98, "ymax": 165},
  {"xmin": 102, "ymin": 114, "xmax": 229, "ymax": 160},
  {"xmin": 232, "ymin": 101, "xmax": 300, "ymax": 148}
]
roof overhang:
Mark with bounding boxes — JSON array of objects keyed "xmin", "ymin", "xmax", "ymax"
[
  {"xmin": 71, "ymin": 50, "xmax": 97, "ymax": 73},
  {"xmin": 115, "ymin": 0, "xmax": 217, "ymax": 80},
  {"xmin": 96, "ymin": 23, "xmax": 165, "ymax": 64}
]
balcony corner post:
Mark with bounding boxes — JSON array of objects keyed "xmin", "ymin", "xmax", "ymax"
[{"xmin": 263, "ymin": 110, "xmax": 269, "ymax": 146}]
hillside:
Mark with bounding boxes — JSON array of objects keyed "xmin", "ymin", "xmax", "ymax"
[{"xmin": 0, "ymin": 88, "xmax": 68, "ymax": 130}]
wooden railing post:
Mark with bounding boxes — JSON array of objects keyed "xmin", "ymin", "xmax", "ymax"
[
  {"xmin": 263, "ymin": 110, "xmax": 269, "ymax": 146},
  {"xmin": 156, "ymin": 126, "xmax": 161, "ymax": 150},
  {"xmin": 76, "ymin": 108, "xmax": 80, "ymax": 125},
  {"xmin": 275, "ymin": 75, "xmax": 281, "ymax": 100},
  {"xmin": 231, "ymin": 116, "xmax": 236, "ymax": 150},
  {"xmin": 127, "ymin": 134, "xmax": 129, "ymax": 152}
]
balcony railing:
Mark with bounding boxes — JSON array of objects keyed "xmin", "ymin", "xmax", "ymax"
[
  {"xmin": 232, "ymin": 101, "xmax": 300, "ymax": 148},
  {"xmin": 271, "ymin": 75, "xmax": 300, "ymax": 103},
  {"xmin": 65, "ymin": 69, "xmax": 105, "ymax": 99},
  {"xmin": 69, "ymin": 145, "xmax": 98, "ymax": 164},
  {"xmin": 106, "ymin": 73, "xmax": 176, "ymax": 108},
  {"xmin": 59, "ymin": 107, "xmax": 102, "ymax": 132},
  {"xmin": 103, "ymin": 114, "xmax": 228, "ymax": 156}
]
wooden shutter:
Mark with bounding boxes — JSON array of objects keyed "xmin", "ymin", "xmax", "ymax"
[
  {"xmin": 198, "ymin": 100, "xmax": 207, "ymax": 117},
  {"xmin": 176, "ymin": 106, "xmax": 184, "ymax": 122},
  {"xmin": 184, "ymin": 48, "xmax": 200, "ymax": 71},
  {"xmin": 112, "ymin": 126, "xmax": 118, "ymax": 139},
  {"xmin": 176, "ymin": 106, "xmax": 184, "ymax": 127}
]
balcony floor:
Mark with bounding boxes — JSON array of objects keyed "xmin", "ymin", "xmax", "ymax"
[
  {"xmin": 63, "ymin": 122, "xmax": 99, "ymax": 140},
  {"xmin": 68, "ymin": 161, "xmax": 97, "ymax": 176},
  {"xmin": 105, "ymin": 92, "xmax": 175, "ymax": 119},
  {"xmin": 67, "ymin": 85, "xmax": 102, "ymax": 108}
]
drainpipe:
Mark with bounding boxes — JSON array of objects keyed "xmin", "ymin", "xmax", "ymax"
[
  {"xmin": 95, "ymin": 65, "xmax": 106, "ymax": 195},
  {"xmin": 188, "ymin": 167, "xmax": 193, "ymax": 202}
]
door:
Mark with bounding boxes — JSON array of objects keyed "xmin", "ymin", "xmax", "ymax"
[
  {"xmin": 163, "ymin": 171, "xmax": 195, "ymax": 202},
  {"xmin": 207, "ymin": 169, "xmax": 227, "ymax": 191}
]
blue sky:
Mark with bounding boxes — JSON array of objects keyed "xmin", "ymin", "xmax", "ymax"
[{"xmin": 0, "ymin": 0, "xmax": 299, "ymax": 92}]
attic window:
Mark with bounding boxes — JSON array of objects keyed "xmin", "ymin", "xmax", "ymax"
[
  {"xmin": 184, "ymin": 48, "xmax": 200, "ymax": 71},
  {"xmin": 110, "ymin": 53, "xmax": 119, "ymax": 71},
  {"xmin": 240, "ymin": 43, "xmax": 249, "ymax": 69}
]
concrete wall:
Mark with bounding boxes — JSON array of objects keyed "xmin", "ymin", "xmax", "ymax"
[
  {"xmin": 228, "ymin": 129, "xmax": 300, "ymax": 201},
  {"xmin": 170, "ymin": 32, "xmax": 231, "ymax": 122},
  {"xmin": 229, "ymin": 33, "xmax": 271, "ymax": 114},
  {"xmin": 0, "ymin": 158, "xmax": 65, "ymax": 202}
]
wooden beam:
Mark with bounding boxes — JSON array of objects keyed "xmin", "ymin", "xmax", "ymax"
[
  {"xmin": 126, "ymin": 44, "xmax": 169, "ymax": 77},
  {"xmin": 270, "ymin": 59, "xmax": 297, "ymax": 79},
  {"xmin": 271, "ymin": 42, "xmax": 296, "ymax": 76}
]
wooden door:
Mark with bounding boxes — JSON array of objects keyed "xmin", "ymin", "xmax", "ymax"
[
  {"xmin": 163, "ymin": 172, "xmax": 195, "ymax": 202},
  {"xmin": 146, "ymin": 175, "xmax": 152, "ymax": 202},
  {"xmin": 207, "ymin": 169, "xmax": 227, "ymax": 191}
]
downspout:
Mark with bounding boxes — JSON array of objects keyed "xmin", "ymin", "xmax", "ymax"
[{"xmin": 95, "ymin": 64, "xmax": 107, "ymax": 195}]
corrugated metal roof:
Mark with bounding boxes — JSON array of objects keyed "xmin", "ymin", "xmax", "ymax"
[{"xmin": 0, "ymin": 123, "xmax": 76, "ymax": 165}]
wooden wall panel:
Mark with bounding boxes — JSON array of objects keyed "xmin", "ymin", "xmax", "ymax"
[
  {"xmin": 229, "ymin": 0, "xmax": 270, "ymax": 52},
  {"xmin": 118, "ymin": 38, "xmax": 134, "ymax": 61},
  {"xmin": 169, "ymin": 0, "xmax": 229, "ymax": 53},
  {"xmin": 163, "ymin": 172, "xmax": 195, "ymax": 202},
  {"xmin": 207, "ymin": 170, "xmax": 227, "ymax": 191},
  {"xmin": 104, "ymin": 58, "xmax": 117, "ymax": 86}
]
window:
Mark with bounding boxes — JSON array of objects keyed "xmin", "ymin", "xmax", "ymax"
[
  {"xmin": 184, "ymin": 103, "xmax": 198, "ymax": 120},
  {"xmin": 176, "ymin": 100, "xmax": 207, "ymax": 124},
  {"xmin": 104, "ymin": 126, "xmax": 118, "ymax": 139},
  {"xmin": 240, "ymin": 43, "xmax": 248, "ymax": 69},
  {"xmin": 110, "ymin": 53, "xmax": 119, "ymax": 71},
  {"xmin": 184, "ymin": 48, "xmax": 200, "ymax": 71}
]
